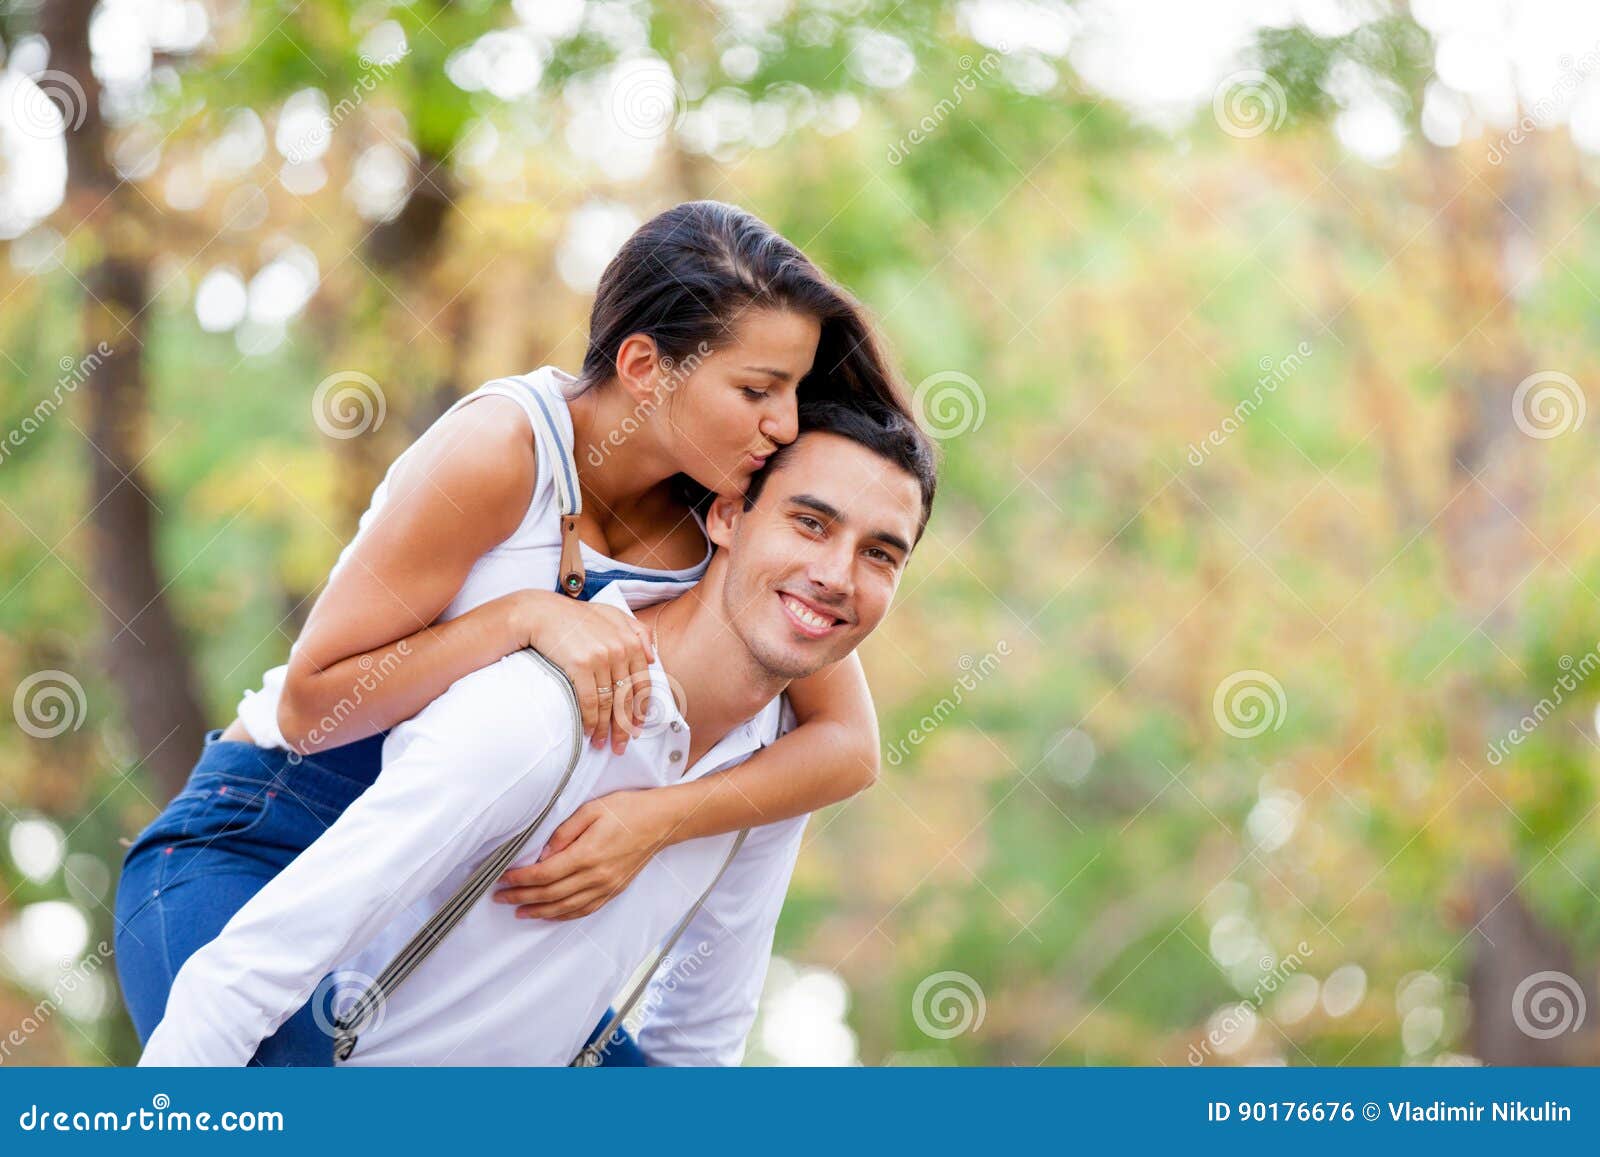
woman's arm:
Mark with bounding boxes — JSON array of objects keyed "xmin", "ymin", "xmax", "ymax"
[
  {"xmin": 657, "ymin": 651, "xmax": 880, "ymax": 838},
  {"xmin": 493, "ymin": 651, "xmax": 879, "ymax": 919},
  {"xmin": 275, "ymin": 396, "xmax": 652, "ymax": 753}
]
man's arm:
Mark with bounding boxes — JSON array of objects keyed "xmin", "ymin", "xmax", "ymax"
[
  {"xmin": 139, "ymin": 653, "xmax": 576, "ymax": 1066},
  {"xmin": 631, "ymin": 815, "xmax": 808, "ymax": 1066}
]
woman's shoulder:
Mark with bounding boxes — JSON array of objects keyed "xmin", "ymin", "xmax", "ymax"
[{"xmin": 384, "ymin": 393, "xmax": 540, "ymax": 541}]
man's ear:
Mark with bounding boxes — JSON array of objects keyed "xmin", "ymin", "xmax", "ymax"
[
  {"xmin": 706, "ymin": 492, "xmax": 743, "ymax": 548},
  {"xmin": 612, "ymin": 333, "xmax": 662, "ymax": 405}
]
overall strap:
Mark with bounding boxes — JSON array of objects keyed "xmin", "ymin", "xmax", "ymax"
[
  {"xmin": 465, "ymin": 374, "xmax": 587, "ymax": 598},
  {"xmin": 331, "ymin": 650, "xmax": 753, "ymax": 1066},
  {"xmin": 570, "ymin": 828, "xmax": 751, "ymax": 1067},
  {"xmin": 332, "ymin": 649, "xmax": 585, "ymax": 1062},
  {"xmin": 520, "ymin": 380, "xmax": 588, "ymax": 599}
]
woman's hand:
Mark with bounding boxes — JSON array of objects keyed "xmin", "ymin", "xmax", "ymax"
[
  {"xmin": 492, "ymin": 789, "xmax": 684, "ymax": 920},
  {"xmin": 495, "ymin": 589, "xmax": 656, "ymax": 753}
]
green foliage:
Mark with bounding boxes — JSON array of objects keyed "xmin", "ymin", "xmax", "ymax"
[{"xmin": 4, "ymin": 1, "xmax": 1597, "ymax": 1070}]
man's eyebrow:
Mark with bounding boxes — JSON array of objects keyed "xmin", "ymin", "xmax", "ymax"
[
  {"xmin": 790, "ymin": 493, "xmax": 842, "ymax": 520},
  {"xmin": 871, "ymin": 529, "xmax": 912, "ymax": 556},
  {"xmin": 742, "ymin": 365, "xmax": 794, "ymax": 382},
  {"xmin": 789, "ymin": 494, "xmax": 911, "ymax": 557}
]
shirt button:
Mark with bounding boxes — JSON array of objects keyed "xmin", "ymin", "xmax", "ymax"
[
  {"xmin": 669, "ymin": 750, "xmax": 683, "ymax": 763},
  {"xmin": 669, "ymin": 721, "xmax": 683, "ymax": 733}
]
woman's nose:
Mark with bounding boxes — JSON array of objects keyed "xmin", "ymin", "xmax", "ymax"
[{"xmin": 761, "ymin": 399, "xmax": 799, "ymax": 446}]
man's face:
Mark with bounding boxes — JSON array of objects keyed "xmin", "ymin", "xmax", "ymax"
[{"xmin": 711, "ymin": 432, "xmax": 923, "ymax": 680}]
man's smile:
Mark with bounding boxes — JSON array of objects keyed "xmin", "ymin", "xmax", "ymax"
[{"xmin": 777, "ymin": 590, "xmax": 847, "ymax": 638}]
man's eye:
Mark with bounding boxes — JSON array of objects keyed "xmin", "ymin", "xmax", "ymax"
[
  {"xmin": 795, "ymin": 515, "xmax": 823, "ymax": 532},
  {"xmin": 866, "ymin": 548, "xmax": 895, "ymax": 563}
]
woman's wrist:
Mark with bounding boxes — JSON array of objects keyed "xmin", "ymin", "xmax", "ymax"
[
  {"xmin": 645, "ymin": 781, "xmax": 704, "ymax": 847},
  {"xmin": 493, "ymin": 589, "xmax": 555, "ymax": 654}
]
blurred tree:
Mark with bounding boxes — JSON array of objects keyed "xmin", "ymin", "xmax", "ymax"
[
  {"xmin": 37, "ymin": 0, "xmax": 206, "ymax": 799},
  {"xmin": 1, "ymin": 0, "xmax": 1598, "ymax": 1069}
]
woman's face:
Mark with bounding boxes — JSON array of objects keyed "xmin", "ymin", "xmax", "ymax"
[{"xmin": 663, "ymin": 307, "xmax": 821, "ymax": 496}]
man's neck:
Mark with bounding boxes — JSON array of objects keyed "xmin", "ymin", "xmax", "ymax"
[{"xmin": 637, "ymin": 591, "xmax": 787, "ymax": 766}]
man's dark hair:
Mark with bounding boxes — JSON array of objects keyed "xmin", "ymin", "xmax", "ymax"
[{"xmin": 743, "ymin": 400, "xmax": 939, "ymax": 545}]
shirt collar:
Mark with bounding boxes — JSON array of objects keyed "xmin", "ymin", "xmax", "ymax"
[{"xmin": 588, "ymin": 581, "xmax": 789, "ymax": 753}]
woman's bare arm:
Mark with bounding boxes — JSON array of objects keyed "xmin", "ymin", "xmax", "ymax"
[
  {"xmin": 273, "ymin": 396, "xmax": 539, "ymax": 752},
  {"xmin": 659, "ymin": 650, "xmax": 879, "ymax": 838},
  {"xmin": 271, "ymin": 397, "xmax": 652, "ymax": 760},
  {"xmin": 495, "ymin": 651, "xmax": 879, "ymax": 919}
]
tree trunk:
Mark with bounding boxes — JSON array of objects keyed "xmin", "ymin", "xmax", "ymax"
[
  {"xmin": 43, "ymin": 0, "xmax": 207, "ymax": 798},
  {"xmin": 1425, "ymin": 142, "xmax": 1591, "ymax": 1064}
]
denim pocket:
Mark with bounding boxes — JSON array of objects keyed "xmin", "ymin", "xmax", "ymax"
[{"xmin": 162, "ymin": 776, "xmax": 277, "ymax": 844}]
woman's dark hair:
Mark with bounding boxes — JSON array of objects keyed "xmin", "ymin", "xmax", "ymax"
[
  {"xmin": 579, "ymin": 201, "xmax": 912, "ymax": 484},
  {"xmin": 745, "ymin": 399, "xmax": 939, "ymax": 544}
]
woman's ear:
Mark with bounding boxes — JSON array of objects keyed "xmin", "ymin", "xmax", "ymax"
[
  {"xmin": 612, "ymin": 333, "xmax": 661, "ymax": 404},
  {"xmin": 706, "ymin": 493, "xmax": 743, "ymax": 548}
]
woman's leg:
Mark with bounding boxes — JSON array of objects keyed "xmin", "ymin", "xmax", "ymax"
[
  {"xmin": 582, "ymin": 1009, "xmax": 649, "ymax": 1066},
  {"xmin": 116, "ymin": 865, "xmax": 335, "ymax": 1065},
  {"xmin": 113, "ymin": 730, "xmax": 374, "ymax": 1066}
]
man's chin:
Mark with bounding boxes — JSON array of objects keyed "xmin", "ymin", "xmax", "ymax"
[{"xmin": 748, "ymin": 633, "xmax": 839, "ymax": 682}]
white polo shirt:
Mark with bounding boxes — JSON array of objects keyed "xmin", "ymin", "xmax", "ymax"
[{"xmin": 140, "ymin": 582, "xmax": 805, "ymax": 1067}]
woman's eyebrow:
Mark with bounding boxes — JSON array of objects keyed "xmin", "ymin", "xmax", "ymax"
[{"xmin": 742, "ymin": 365, "xmax": 794, "ymax": 381}]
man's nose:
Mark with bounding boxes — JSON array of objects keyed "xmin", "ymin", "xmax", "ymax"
[{"xmin": 807, "ymin": 541, "xmax": 855, "ymax": 598}]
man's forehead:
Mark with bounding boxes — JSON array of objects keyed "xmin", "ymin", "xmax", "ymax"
[{"xmin": 762, "ymin": 432, "xmax": 921, "ymax": 538}]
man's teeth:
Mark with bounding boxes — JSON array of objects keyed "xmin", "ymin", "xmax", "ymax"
[{"xmin": 782, "ymin": 594, "xmax": 835, "ymax": 629}]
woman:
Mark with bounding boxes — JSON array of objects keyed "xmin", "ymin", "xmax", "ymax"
[{"xmin": 114, "ymin": 201, "xmax": 910, "ymax": 1065}]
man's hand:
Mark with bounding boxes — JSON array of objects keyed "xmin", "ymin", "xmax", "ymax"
[{"xmin": 492, "ymin": 788, "xmax": 683, "ymax": 920}]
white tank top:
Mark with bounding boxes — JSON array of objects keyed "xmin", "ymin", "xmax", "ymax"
[{"xmin": 235, "ymin": 366, "xmax": 712, "ymax": 750}]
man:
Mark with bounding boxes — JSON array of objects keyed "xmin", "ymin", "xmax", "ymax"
[{"xmin": 139, "ymin": 401, "xmax": 937, "ymax": 1066}]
